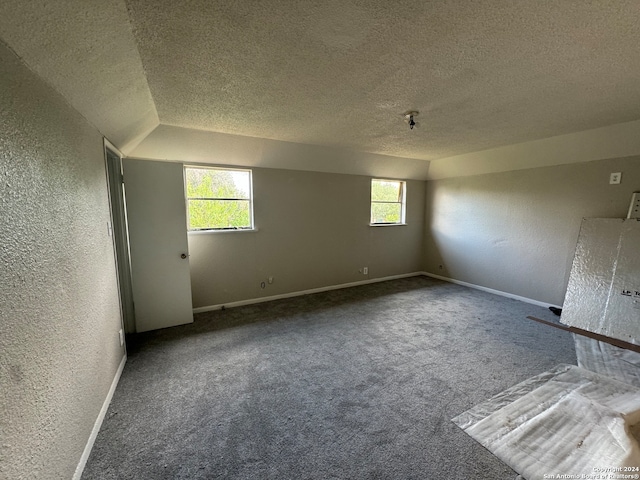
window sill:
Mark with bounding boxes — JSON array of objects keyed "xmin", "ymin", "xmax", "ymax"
[
  {"xmin": 188, "ymin": 228, "xmax": 259, "ymax": 235},
  {"xmin": 369, "ymin": 223, "xmax": 407, "ymax": 227}
]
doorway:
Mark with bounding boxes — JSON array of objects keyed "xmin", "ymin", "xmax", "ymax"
[{"xmin": 104, "ymin": 142, "xmax": 136, "ymax": 334}]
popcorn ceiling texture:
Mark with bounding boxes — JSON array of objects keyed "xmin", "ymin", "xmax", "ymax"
[
  {"xmin": 0, "ymin": 41, "xmax": 125, "ymax": 479},
  {"xmin": 0, "ymin": 0, "xmax": 158, "ymax": 154},
  {"xmin": 124, "ymin": 0, "xmax": 640, "ymax": 160},
  {"xmin": 2, "ymin": 1, "xmax": 640, "ymax": 166}
]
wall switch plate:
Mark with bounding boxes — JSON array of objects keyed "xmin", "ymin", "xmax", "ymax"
[
  {"xmin": 107, "ymin": 221, "xmax": 113, "ymax": 236},
  {"xmin": 610, "ymin": 172, "xmax": 622, "ymax": 184},
  {"xmin": 118, "ymin": 329, "xmax": 124, "ymax": 346},
  {"xmin": 363, "ymin": 267, "xmax": 368, "ymax": 275}
]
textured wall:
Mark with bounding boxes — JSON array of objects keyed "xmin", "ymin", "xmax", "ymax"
[
  {"xmin": 0, "ymin": 42, "xmax": 125, "ymax": 478},
  {"xmin": 0, "ymin": 0, "xmax": 159, "ymax": 153},
  {"xmin": 424, "ymin": 157, "xmax": 640, "ymax": 306},
  {"xmin": 189, "ymin": 168, "xmax": 425, "ymax": 308}
]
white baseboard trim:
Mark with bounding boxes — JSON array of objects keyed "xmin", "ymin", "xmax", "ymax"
[
  {"xmin": 421, "ymin": 271, "xmax": 561, "ymax": 309},
  {"xmin": 73, "ymin": 353, "xmax": 127, "ymax": 480},
  {"xmin": 193, "ymin": 272, "xmax": 424, "ymax": 313}
]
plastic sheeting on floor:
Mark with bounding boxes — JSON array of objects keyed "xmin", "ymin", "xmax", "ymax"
[
  {"xmin": 575, "ymin": 335, "xmax": 640, "ymax": 389},
  {"xmin": 452, "ymin": 364, "xmax": 640, "ymax": 480},
  {"xmin": 453, "ymin": 215, "xmax": 640, "ymax": 479}
]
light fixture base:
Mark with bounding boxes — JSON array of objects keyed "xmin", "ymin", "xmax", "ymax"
[
  {"xmin": 403, "ymin": 111, "xmax": 419, "ymax": 130},
  {"xmin": 403, "ymin": 111, "xmax": 419, "ymax": 120}
]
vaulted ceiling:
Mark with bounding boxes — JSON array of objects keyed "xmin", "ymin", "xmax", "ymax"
[{"xmin": 2, "ymin": 1, "xmax": 640, "ymax": 176}]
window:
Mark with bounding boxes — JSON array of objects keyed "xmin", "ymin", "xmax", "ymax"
[
  {"xmin": 185, "ymin": 166, "xmax": 253, "ymax": 231},
  {"xmin": 370, "ymin": 179, "xmax": 406, "ymax": 225}
]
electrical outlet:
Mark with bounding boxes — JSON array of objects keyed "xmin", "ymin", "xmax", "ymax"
[
  {"xmin": 610, "ymin": 172, "xmax": 622, "ymax": 185},
  {"xmin": 268, "ymin": 276, "xmax": 274, "ymax": 284},
  {"xmin": 363, "ymin": 267, "xmax": 368, "ymax": 275}
]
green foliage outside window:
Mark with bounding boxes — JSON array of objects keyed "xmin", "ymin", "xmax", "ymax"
[
  {"xmin": 185, "ymin": 167, "xmax": 252, "ymax": 230},
  {"xmin": 371, "ymin": 179, "xmax": 405, "ymax": 224}
]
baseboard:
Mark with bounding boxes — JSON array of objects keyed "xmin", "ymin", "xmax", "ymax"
[
  {"xmin": 193, "ymin": 272, "xmax": 424, "ymax": 313},
  {"xmin": 73, "ymin": 353, "xmax": 127, "ymax": 480},
  {"xmin": 421, "ymin": 272, "xmax": 561, "ymax": 309}
]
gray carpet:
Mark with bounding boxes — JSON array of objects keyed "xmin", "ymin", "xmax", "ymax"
[{"xmin": 82, "ymin": 276, "xmax": 575, "ymax": 479}]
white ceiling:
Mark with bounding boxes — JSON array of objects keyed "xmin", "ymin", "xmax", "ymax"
[{"xmin": 2, "ymin": 1, "xmax": 640, "ymax": 175}]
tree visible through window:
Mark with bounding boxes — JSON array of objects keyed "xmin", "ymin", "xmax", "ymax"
[
  {"xmin": 185, "ymin": 166, "xmax": 253, "ymax": 230},
  {"xmin": 370, "ymin": 179, "xmax": 406, "ymax": 224}
]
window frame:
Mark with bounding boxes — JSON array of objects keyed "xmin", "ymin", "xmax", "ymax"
[
  {"xmin": 184, "ymin": 165, "xmax": 255, "ymax": 232},
  {"xmin": 370, "ymin": 178, "xmax": 407, "ymax": 226}
]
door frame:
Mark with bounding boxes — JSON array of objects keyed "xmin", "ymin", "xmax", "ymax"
[{"xmin": 103, "ymin": 139, "xmax": 136, "ymax": 334}]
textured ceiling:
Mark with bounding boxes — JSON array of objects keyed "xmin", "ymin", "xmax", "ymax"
[
  {"xmin": 2, "ymin": 1, "xmax": 640, "ymax": 162},
  {"xmin": 0, "ymin": 0, "xmax": 158, "ymax": 154}
]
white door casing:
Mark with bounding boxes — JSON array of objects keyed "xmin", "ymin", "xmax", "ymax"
[{"xmin": 123, "ymin": 159, "xmax": 193, "ymax": 332}]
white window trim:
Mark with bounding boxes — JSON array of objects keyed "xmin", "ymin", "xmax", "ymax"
[
  {"xmin": 369, "ymin": 223, "xmax": 408, "ymax": 227},
  {"xmin": 184, "ymin": 165, "xmax": 255, "ymax": 232},
  {"xmin": 188, "ymin": 227, "xmax": 259, "ymax": 235},
  {"xmin": 370, "ymin": 178, "xmax": 407, "ymax": 226}
]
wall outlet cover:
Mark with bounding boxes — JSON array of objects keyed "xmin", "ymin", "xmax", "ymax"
[{"xmin": 610, "ymin": 172, "xmax": 622, "ymax": 185}]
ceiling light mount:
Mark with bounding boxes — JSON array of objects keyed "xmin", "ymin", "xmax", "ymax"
[{"xmin": 404, "ymin": 111, "xmax": 419, "ymax": 130}]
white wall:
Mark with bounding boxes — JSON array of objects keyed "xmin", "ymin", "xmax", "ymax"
[
  {"xmin": 424, "ymin": 156, "xmax": 640, "ymax": 306},
  {"xmin": 0, "ymin": 41, "xmax": 125, "ymax": 479},
  {"xmin": 188, "ymin": 168, "xmax": 425, "ymax": 308}
]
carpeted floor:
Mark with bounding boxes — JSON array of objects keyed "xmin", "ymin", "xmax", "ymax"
[{"xmin": 82, "ymin": 276, "xmax": 575, "ymax": 479}]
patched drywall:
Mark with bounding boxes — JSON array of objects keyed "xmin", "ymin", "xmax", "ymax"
[
  {"xmin": 424, "ymin": 157, "xmax": 640, "ymax": 306},
  {"xmin": 188, "ymin": 168, "xmax": 425, "ymax": 308},
  {"xmin": 0, "ymin": 42, "xmax": 125, "ymax": 479}
]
